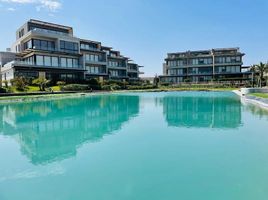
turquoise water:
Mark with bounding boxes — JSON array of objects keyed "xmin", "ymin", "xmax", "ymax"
[{"xmin": 0, "ymin": 91, "xmax": 268, "ymax": 200}]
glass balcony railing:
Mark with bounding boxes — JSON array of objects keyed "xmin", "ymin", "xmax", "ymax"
[
  {"xmin": 11, "ymin": 61, "xmax": 83, "ymax": 69},
  {"xmin": 31, "ymin": 28, "xmax": 70, "ymax": 36}
]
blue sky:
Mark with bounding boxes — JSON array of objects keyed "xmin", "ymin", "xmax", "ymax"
[{"xmin": 0, "ymin": 0, "xmax": 268, "ymax": 76}]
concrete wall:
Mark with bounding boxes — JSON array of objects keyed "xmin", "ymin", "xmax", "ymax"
[
  {"xmin": 0, "ymin": 52, "xmax": 16, "ymax": 67},
  {"xmin": 241, "ymin": 88, "xmax": 268, "ymax": 95}
]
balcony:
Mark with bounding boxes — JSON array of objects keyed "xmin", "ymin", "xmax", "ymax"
[
  {"xmin": 80, "ymin": 46, "xmax": 100, "ymax": 52},
  {"xmin": 85, "ymin": 59, "xmax": 107, "ymax": 65},
  {"xmin": 128, "ymin": 68, "xmax": 139, "ymax": 72},
  {"xmin": 10, "ymin": 61, "xmax": 84, "ymax": 70},
  {"xmin": 108, "ymin": 65, "xmax": 127, "ymax": 69},
  {"xmin": 31, "ymin": 28, "xmax": 71, "ymax": 37},
  {"xmin": 188, "ymin": 72, "xmax": 213, "ymax": 76}
]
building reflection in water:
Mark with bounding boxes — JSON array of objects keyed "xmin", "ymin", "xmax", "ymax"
[
  {"xmin": 0, "ymin": 95, "xmax": 140, "ymax": 165},
  {"xmin": 161, "ymin": 92, "xmax": 242, "ymax": 129}
]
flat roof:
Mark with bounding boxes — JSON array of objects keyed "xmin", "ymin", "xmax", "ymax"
[
  {"xmin": 101, "ymin": 46, "xmax": 113, "ymax": 50},
  {"xmin": 29, "ymin": 19, "xmax": 73, "ymax": 31},
  {"xmin": 168, "ymin": 47, "xmax": 241, "ymax": 55},
  {"xmin": 80, "ymin": 38, "xmax": 101, "ymax": 45}
]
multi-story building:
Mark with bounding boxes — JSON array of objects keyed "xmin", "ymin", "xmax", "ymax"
[
  {"xmin": 160, "ymin": 48, "xmax": 251, "ymax": 84},
  {"xmin": 0, "ymin": 19, "xmax": 143, "ymax": 84}
]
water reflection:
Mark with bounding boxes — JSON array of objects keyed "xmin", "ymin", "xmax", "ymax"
[
  {"xmin": 0, "ymin": 95, "xmax": 140, "ymax": 164},
  {"xmin": 161, "ymin": 92, "xmax": 242, "ymax": 129},
  {"xmin": 243, "ymin": 103, "xmax": 268, "ymax": 120}
]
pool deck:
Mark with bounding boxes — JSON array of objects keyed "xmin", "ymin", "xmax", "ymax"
[{"xmin": 233, "ymin": 90, "xmax": 268, "ymax": 110}]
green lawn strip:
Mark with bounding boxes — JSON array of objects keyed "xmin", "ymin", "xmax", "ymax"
[
  {"xmin": 126, "ymin": 87, "xmax": 236, "ymax": 92},
  {"xmin": 0, "ymin": 87, "xmax": 237, "ymax": 103},
  {"xmin": 0, "ymin": 93, "xmax": 79, "ymax": 102},
  {"xmin": 250, "ymin": 93, "xmax": 268, "ymax": 98}
]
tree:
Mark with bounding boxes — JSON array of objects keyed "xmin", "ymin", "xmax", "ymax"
[
  {"xmin": 1, "ymin": 80, "xmax": 9, "ymax": 88},
  {"xmin": 153, "ymin": 74, "xmax": 160, "ymax": 88},
  {"xmin": 10, "ymin": 76, "xmax": 28, "ymax": 91},
  {"xmin": 250, "ymin": 62, "xmax": 268, "ymax": 87},
  {"xmin": 250, "ymin": 64, "xmax": 257, "ymax": 87},
  {"xmin": 32, "ymin": 78, "xmax": 50, "ymax": 91}
]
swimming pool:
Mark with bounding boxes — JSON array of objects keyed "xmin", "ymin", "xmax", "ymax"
[{"xmin": 0, "ymin": 91, "xmax": 268, "ymax": 200}]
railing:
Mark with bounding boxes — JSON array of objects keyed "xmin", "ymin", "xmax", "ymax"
[
  {"xmin": 31, "ymin": 28, "xmax": 71, "ymax": 37},
  {"xmin": 128, "ymin": 68, "xmax": 139, "ymax": 72},
  {"xmin": 80, "ymin": 47, "xmax": 99, "ymax": 51},
  {"xmin": 85, "ymin": 60, "xmax": 107, "ymax": 64},
  {"xmin": 108, "ymin": 65, "xmax": 127, "ymax": 68},
  {"xmin": 11, "ymin": 61, "xmax": 83, "ymax": 69},
  {"xmin": 188, "ymin": 72, "xmax": 213, "ymax": 75}
]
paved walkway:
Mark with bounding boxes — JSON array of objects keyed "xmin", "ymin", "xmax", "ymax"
[{"xmin": 233, "ymin": 90, "xmax": 268, "ymax": 110}]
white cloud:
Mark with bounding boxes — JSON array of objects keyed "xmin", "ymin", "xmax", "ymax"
[
  {"xmin": 7, "ymin": 7, "xmax": 15, "ymax": 11},
  {"xmin": 40, "ymin": 0, "xmax": 61, "ymax": 11},
  {"xmin": 1, "ymin": 0, "xmax": 35, "ymax": 3},
  {"xmin": 0, "ymin": 0, "xmax": 61, "ymax": 12}
]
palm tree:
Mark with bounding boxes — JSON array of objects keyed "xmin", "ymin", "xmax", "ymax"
[
  {"xmin": 250, "ymin": 64, "xmax": 256, "ymax": 87},
  {"xmin": 250, "ymin": 62, "xmax": 268, "ymax": 87},
  {"xmin": 32, "ymin": 77, "xmax": 51, "ymax": 91}
]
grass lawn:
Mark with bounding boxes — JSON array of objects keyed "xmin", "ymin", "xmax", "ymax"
[
  {"xmin": 5, "ymin": 86, "xmax": 61, "ymax": 93},
  {"xmin": 250, "ymin": 93, "xmax": 268, "ymax": 98}
]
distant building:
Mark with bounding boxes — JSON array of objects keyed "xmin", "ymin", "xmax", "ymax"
[
  {"xmin": 141, "ymin": 77, "xmax": 154, "ymax": 84},
  {"xmin": 0, "ymin": 19, "xmax": 143, "ymax": 84},
  {"xmin": 160, "ymin": 48, "xmax": 251, "ymax": 84}
]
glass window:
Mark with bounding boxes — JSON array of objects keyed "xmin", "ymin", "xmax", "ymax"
[
  {"xmin": 60, "ymin": 40, "xmax": 79, "ymax": 53},
  {"xmin": 51, "ymin": 57, "xmax": 58, "ymax": 67},
  {"xmin": 44, "ymin": 56, "xmax": 51, "ymax": 66},
  {"xmin": 36, "ymin": 55, "xmax": 43, "ymax": 66},
  {"xmin": 73, "ymin": 59, "xmax": 78, "ymax": 68},
  {"xmin": 61, "ymin": 58, "xmax": 67, "ymax": 67},
  {"xmin": 95, "ymin": 55, "xmax": 98, "ymax": 62},
  {"xmin": 33, "ymin": 40, "xmax": 41, "ymax": 49},
  {"xmin": 41, "ymin": 40, "xmax": 48, "ymax": 50},
  {"xmin": 67, "ymin": 58, "xmax": 73, "ymax": 68},
  {"xmin": 48, "ymin": 41, "xmax": 55, "ymax": 51}
]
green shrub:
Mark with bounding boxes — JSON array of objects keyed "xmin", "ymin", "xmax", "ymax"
[
  {"xmin": 87, "ymin": 78, "xmax": 99, "ymax": 85},
  {"xmin": 61, "ymin": 84, "xmax": 90, "ymax": 91},
  {"xmin": 127, "ymin": 85, "xmax": 156, "ymax": 90},
  {"xmin": 102, "ymin": 85, "xmax": 112, "ymax": 91},
  {"xmin": 0, "ymin": 87, "xmax": 7, "ymax": 93},
  {"xmin": 56, "ymin": 81, "xmax": 66, "ymax": 86},
  {"xmin": 1, "ymin": 80, "xmax": 9, "ymax": 88},
  {"xmin": 160, "ymin": 83, "xmax": 170, "ymax": 87},
  {"xmin": 32, "ymin": 78, "xmax": 51, "ymax": 91},
  {"xmin": 10, "ymin": 76, "xmax": 28, "ymax": 91},
  {"xmin": 86, "ymin": 78, "xmax": 102, "ymax": 90},
  {"xmin": 111, "ymin": 84, "xmax": 122, "ymax": 90}
]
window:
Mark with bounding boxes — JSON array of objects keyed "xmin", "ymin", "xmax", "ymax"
[
  {"xmin": 48, "ymin": 41, "xmax": 55, "ymax": 51},
  {"xmin": 41, "ymin": 40, "xmax": 48, "ymax": 50},
  {"xmin": 61, "ymin": 58, "xmax": 67, "ymax": 67},
  {"xmin": 32, "ymin": 39, "xmax": 55, "ymax": 51},
  {"xmin": 73, "ymin": 59, "xmax": 78, "ymax": 68},
  {"xmin": 226, "ymin": 57, "xmax": 231, "ymax": 63},
  {"xmin": 67, "ymin": 58, "xmax": 73, "ymax": 68},
  {"xmin": 44, "ymin": 56, "xmax": 51, "ymax": 66},
  {"xmin": 36, "ymin": 55, "xmax": 43, "ymax": 66},
  {"xmin": 60, "ymin": 41, "xmax": 79, "ymax": 53},
  {"xmin": 33, "ymin": 40, "xmax": 41, "ymax": 49},
  {"xmin": 24, "ymin": 40, "xmax": 32, "ymax": 50},
  {"xmin": 52, "ymin": 57, "xmax": 58, "ymax": 67}
]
